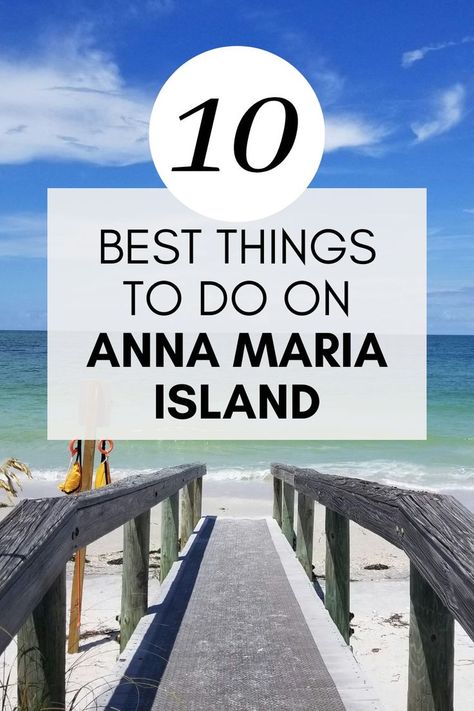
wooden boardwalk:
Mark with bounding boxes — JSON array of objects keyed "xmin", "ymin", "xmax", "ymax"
[
  {"xmin": 0, "ymin": 462, "xmax": 472, "ymax": 711},
  {"xmin": 98, "ymin": 517, "xmax": 380, "ymax": 711}
]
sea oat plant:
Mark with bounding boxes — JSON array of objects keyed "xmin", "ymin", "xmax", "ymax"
[{"xmin": 0, "ymin": 459, "xmax": 32, "ymax": 506}]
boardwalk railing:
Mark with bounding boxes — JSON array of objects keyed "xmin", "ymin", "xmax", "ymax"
[
  {"xmin": 0, "ymin": 463, "xmax": 205, "ymax": 711},
  {"xmin": 271, "ymin": 463, "xmax": 474, "ymax": 711}
]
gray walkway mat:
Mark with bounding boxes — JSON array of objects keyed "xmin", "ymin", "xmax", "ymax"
[{"xmin": 105, "ymin": 517, "xmax": 347, "ymax": 710}]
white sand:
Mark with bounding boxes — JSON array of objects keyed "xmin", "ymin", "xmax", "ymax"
[{"xmin": 1, "ymin": 478, "xmax": 472, "ymax": 709}]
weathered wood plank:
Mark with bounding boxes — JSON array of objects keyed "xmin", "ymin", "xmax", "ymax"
[
  {"xmin": 0, "ymin": 499, "xmax": 75, "ymax": 655},
  {"xmin": 160, "ymin": 492, "xmax": 179, "ymax": 582},
  {"xmin": 281, "ymin": 464, "xmax": 474, "ymax": 641},
  {"xmin": 17, "ymin": 569, "xmax": 66, "ymax": 711},
  {"xmin": 292, "ymin": 466, "xmax": 403, "ymax": 547},
  {"xmin": 296, "ymin": 492, "xmax": 314, "ymax": 579},
  {"xmin": 0, "ymin": 464, "xmax": 205, "ymax": 656},
  {"xmin": 325, "ymin": 509, "xmax": 350, "ymax": 644},
  {"xmin": 121, "ymin": 510, "xmax": 150, "ymax": 652},
  {"xmin": 72, "ymin": 465, "xmax": 203, "ymax": 552},
  {"xmin": 180, "ymin": 481, "xmax": 195, "ymax": 548},
  {"xmin": 282, "ymin": 481, "xmax": 295, "ymax": 548},
  {"xmin": 408, "ymin": 563, "xmax": 454, "ymax": 711},
  {"xmin": 271, "ymin": 462, "xmax": 295, "ymax": 486},
  {"xmin": 272, "ymin": 476, "xmax": 282, "ymax": 528},
  {"xmin": 75, "ymin": 464, "xmax": 205, "ymax": 549},
  {"xmin": 194, "ymin": 476, "xmax": 203, "ymax": 526},
  {"xmin": 399, "ymin": 493, "xmax": 474, "ymax": 643}
]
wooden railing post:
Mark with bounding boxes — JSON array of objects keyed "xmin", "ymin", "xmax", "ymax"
[
  {"xmin": 296, "ymin": 492, "xmax": 314, "ymax": 579},
  {"xmin": 273, "ymin": 476, "xmax": 282, "ymax": 527},
  {"xmin": 408, "ymin": 563, "xmax": 454, "ymax": 711},
  {"xmin": 120, "ymin": 510, "xmax": 150, "ymax": 652},
  {"xmin": 282, "ymin": 481, "xmax": 295, "ymax": 548},
  {"xmin": 68, "ymin": 438, "xmax": 96, "ymax": 653},
  {"xmin": 180, "ymin": 481, "xmax": 195, "ymax": 549},
  {"xmin": 325, "ymin": 508, "xmax": 350, "ymax": 643},
  {"xmin": 17, "ymin": 569, "xmax": 66, "ymax": 711},
  {"xmin": 160, "ymin": 492, "xmax": 179, "ymax": 582},
  {"xmin": 194, "ymin": 476, "xmax": 203, "ymax": 526}
]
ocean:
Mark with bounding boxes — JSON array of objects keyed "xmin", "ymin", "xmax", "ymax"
[{"xmin": 0, "ymin": 331, "xmax": 473, "ymax": 491}]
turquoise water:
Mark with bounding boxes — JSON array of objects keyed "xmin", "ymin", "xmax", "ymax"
[{"xmin": 0, "ymin": 331, "xmax": 473, "ymax": 490}]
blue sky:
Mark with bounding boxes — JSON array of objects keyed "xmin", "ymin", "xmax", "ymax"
[{"xmin": 0, "ymin": 0, "xmax": 472, "ymax": 333}]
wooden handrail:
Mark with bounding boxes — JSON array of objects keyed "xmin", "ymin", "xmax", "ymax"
[
  {"xmin": 2, "ymin": 460, "xmax": 470, "ymax": 711},
  {"xmin": 271, "ymin": 463, "xmax": 474, "ymax": 640},
  {"xmin": 0, "ymin": 463, "xmax": 205, "ymax": 656},
  {"xmin": 272, "ymin": 462, "xmax": 295, "ymax": 487},
  {"xmin": 271, "ymin": 463, "xmax": 474, "ymax": 711}
]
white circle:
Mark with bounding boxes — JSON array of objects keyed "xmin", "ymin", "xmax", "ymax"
[{"xmin": 149, "ymin": 46, "xmax": 325, "ymax": 222}]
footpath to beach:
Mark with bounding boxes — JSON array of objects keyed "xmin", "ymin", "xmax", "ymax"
[{"xmin": 0, "ymin": 465, "xmax": 472, "ymax": 710}]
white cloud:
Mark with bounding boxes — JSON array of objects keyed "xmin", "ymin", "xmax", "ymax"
[
  {"xmin": 309, "ymin": 66, "xmax": 345, "ymax": 105},
  {"xmin": 402, "ymin": 36, "xmax": 474, "ymax": 67},
  {"xmin": 0, "ymin": 39, "xmax": 390, "ymax": 165},
  {"xmin": 411, "ymin": 84, "xmax": 465, "ymax": 142},
  {"xmin": 0, "ymin": 41, "xmax": 151, "ymax": 165},
  {"xmin": 324, "ymin": 115, "xmax": 388, "ymax": 152},
  {"xmin": 0, "ymin": 213, "xmax": 45, "ymax": 257},
  {"xmin": 402, "ymin": 49, "xmax": 427, "ymax": 67},
  {"xmin": 463, "ymin": 208, "xmax": 474, "ymax": 214}
]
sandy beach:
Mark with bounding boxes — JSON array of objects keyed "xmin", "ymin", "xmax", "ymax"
[{"xmin": 0, "ymin": 477, "xmax": 473, "ymax": 710}]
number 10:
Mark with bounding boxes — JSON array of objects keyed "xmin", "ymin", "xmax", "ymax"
[{"xmin": 172, "ymin": 97, "xmax": 299, "ymax": 174}]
